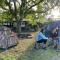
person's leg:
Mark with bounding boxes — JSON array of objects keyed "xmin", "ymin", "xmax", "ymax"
[
  {"xmin": 42, "ymin": 39, "xmax": 47, "ymax": 49},
  {"xmin": 53, "ymin": 40, "xmax": 57, "ymax": 49},
  {"xmin": 48, "ymin": 38, "xmax": 53, "ymax": 47},
  {"xmin": 34, "ymin": 40, "xmax": 42, "ymax": 49},
  {"xmin": 34, "ymin": 42, "xmax": 39, "ymax": 49}
]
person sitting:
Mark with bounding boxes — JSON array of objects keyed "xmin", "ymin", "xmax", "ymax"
[{"xmin": 34, "ymin": 29, "xmax": 48, "ymax": 49}]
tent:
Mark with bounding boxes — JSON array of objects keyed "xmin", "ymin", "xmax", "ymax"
[
  {"xmin": 0, "ymin": 26, "xmax": 18, "ymax": 49},
  {"xmin": 45, "ymin": 20, "xmax": 60, "ymax": 31}
]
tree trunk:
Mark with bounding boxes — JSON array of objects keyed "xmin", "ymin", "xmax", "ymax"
[
  {"xmin": 16, "ymin": 20, "xmax": 21, "ymax": 35},
  {"xmin": 13, "ymin": 1, "xmax": 21, "ymax": 35}
]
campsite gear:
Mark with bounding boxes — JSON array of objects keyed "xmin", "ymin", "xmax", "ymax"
[{"xmin": 0, "ymin": 26, "xmax": 18, "ymax": 49}]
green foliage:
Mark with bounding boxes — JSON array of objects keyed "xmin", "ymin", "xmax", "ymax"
[
  {"xmin": 0, "ymin": 0, "xmax": 45, "ymax": 22},
  {"xmin": 38, "ymin": 15, "xmax": 46, "ymax": 24},
  {"xmin": 0, "ymin": 54, "xmax": 16, "ymax": 60},
  {"xmin": 0, "ymin": 0, "xmax": 7, "ymax": 8},
  {"xmin": 26, "ymin": 14, "xmax": 37, "ymax": 25},
  {"xmin": 0, "ymin": 0, "xmax": 45, "ymax": 33},
  {"xmin": 37, "ymin": 2, "xmax": 44, "ymax": 12},
  {"xmin": 0, "ymin": 11, "xmax": 12, "ymax": 22},
  {"xmin": 0, "ymin": 0, "xmax": 5, "ymax": 5}
]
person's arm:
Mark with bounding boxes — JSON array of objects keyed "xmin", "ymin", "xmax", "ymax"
[
  {"xmin": 40, "ymin": 32, "xmax": 48, "ymax": 40},
  {"xmin": 35, "ymin": 33, "xmax": 39, "ymax": 41}
]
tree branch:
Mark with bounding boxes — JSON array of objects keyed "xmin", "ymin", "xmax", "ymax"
[
  {"xmin": 45, "ymin": 3, "xmax": 57, "ymax": 12},
  {"xmin": 0, "ymin": 6, "xmax": 8, "ymax": 10},
  {"xmin": 28, "ymin": 0, "xmax": 44, "ymax": 10},
  {"xmin": 26, "ymin": 0, "xmax": 31, "ymax": 4}
]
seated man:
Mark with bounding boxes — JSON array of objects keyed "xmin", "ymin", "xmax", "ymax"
[{"xmin": 34, "ymin": 29, "xmax": 48, "ymax": 49}]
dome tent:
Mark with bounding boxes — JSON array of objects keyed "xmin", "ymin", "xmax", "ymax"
[
  {"xmin": 0, "ymin": 26, "xmax": 18, "ymax": 49},
  {"xmin": 45, "ymin": 20, "xmax": 60, "ymax": 31}
]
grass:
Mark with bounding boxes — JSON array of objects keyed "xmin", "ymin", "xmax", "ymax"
[
  {"xmin": 0, "ymin": 32, "xmax": 35, "ymax": 60},
  {"xmin": 0, "ymin": 32, "xmax": 60, "ymax": 60}
]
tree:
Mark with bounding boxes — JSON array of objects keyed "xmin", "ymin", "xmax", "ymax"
[
  {"xmin": 44, "ymin": 0, "xmax": 60, "ymax": 14},
  {"xmin": 0, "ymin": 0, "xmax": 45, "ymax": 34}
]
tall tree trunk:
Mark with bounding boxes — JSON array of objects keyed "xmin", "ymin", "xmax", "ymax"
[{"xmin": 13, "ymin": 0, "xmax": 21, "ymax": 35}]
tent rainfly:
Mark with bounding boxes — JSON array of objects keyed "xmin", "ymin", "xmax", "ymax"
[{"xmin": 0, "ymin": 26, "xmax": 18, "ymax": 49}]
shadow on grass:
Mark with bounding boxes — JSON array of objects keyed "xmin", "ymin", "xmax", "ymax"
[
  {"xmin": 0, "ymin": 44, "xmax": 18, "ymax": 53},
  {"xmin": 17, "ymin": 43, "xmax": 35, "ymax": 60},
  {"xmin": 17, "ymin": 42, "xmax": 48, "ymax": 60},
  {"xmin": 0, "ymin": 48, "xmax": 6, "ymax": 53}
]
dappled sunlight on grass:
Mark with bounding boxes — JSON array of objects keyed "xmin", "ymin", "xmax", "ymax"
[
  {"xmin": 0, "ymin": 33, "xmax": 35, "ymax": 60},
  {"xmin": 0, "ymin": 32, "xmax": 60, "ymax": 60}
]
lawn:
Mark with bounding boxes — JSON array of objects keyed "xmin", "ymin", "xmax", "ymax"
[{"xmin": 0, "ymin": 32, "xmax": 60, "ymax": 60}]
